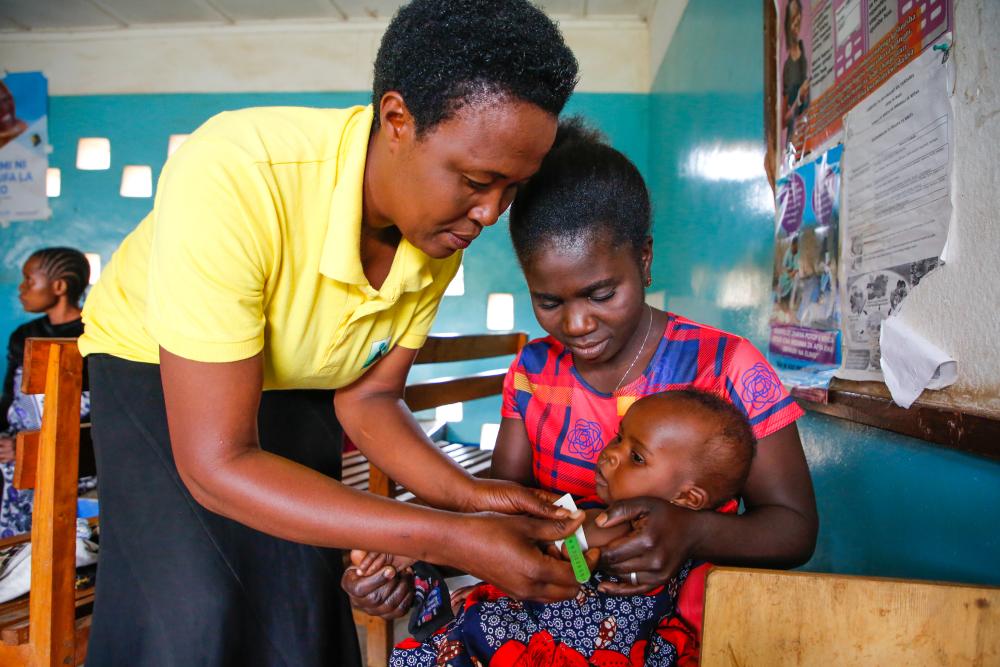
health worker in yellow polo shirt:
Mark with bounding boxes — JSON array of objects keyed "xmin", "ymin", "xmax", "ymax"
[{"xmin": 77, "ymin": 2, "xmax": 586, "ymax": 665}]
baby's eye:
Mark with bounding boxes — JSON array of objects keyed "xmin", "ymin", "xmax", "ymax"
[{"xmin": 630, "ymin": 449, "xmax": 645, "ymax": 465}]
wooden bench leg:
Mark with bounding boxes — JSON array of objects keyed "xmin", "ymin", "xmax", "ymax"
[{"xmin": 365, "ymin": 616, "xmax": 393, "ymax": 667}]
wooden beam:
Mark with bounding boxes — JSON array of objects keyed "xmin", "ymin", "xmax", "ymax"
[
  {"xmin": 763, "ymin": 0, "xmax": 779, "ymax": 190},
  {"xmin": 13, "ymin": 424, "xmax": 94, "ymax": 491},
  {"xmin": 24, "ymin": 339, "xmax": 82, "ymax": 667},
  {"xmin": 799, "ymin": 379, "xmax": 1000, "ymax": 461},
  {"xmin": 403, "ymin": 370, "xmax": 507, "ymax": 413},
  {"xmin": 414, "ymin": 333, "xmax": 526, "ymax": 365}
]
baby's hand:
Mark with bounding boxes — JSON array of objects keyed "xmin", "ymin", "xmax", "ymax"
[
  {"xmin": 449, "ymin": 584, "xmax": 477, "ymax": 614},
  {"xmin": 349, "ymin": 549, "xmax": 416, "ymax": 577}
]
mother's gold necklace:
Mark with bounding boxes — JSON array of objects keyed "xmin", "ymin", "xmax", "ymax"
[{"xmin": 613, "ymin": 304, "xmax": 653, "ymax": 394}]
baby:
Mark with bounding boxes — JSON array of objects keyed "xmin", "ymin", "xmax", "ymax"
[{"xmin": 389, "ymin": 389, "xmax": 756, "ymax": 667}]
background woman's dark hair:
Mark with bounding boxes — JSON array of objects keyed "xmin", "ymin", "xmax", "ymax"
[
  {"xmin": 509, "ymin": 117, "xmax": 651, "ymax": 265},
  {"xmin": 29, "ymin": 247, "xmax": 90, "ymax": 305},
  {"xmin": 372, "ymin": 0, "xmax": 578, "ymax": 134}
]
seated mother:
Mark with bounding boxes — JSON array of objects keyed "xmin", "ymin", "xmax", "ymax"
[{"xmin": 345, "ymin": 121, "xmax": 818, "ymax": 641}]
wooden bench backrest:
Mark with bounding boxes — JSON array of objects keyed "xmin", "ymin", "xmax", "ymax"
[
  {"xmin": 404, "ymin": 332, "xmax": 527, "ymax": 412},
  {"xmin": 0, "ymin": 338, "xmax": 84, "ymax": 667},
  {"xmin": 701, "ymin": 567, "xmax": 1000, "ymax": 666}
]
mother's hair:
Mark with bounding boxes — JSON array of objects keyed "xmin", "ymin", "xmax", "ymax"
[
  {"xmin": 510, "ymin": 117, "xmax": 652, "ymax": 264},
  {"xmin": 372, "ymin": 0, "xmax": 579, "ymax": 135}
]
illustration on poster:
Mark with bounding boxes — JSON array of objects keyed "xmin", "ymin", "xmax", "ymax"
[{"xmin": 0, "ymin": 82, "xmax": 28, "ymax": 151}]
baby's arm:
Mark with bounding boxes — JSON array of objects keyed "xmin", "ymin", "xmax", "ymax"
[
  {"xmin": 551, "ymin": 508, "xmax": 629, "ymax": 556},
  {"xmin": 581, "ymin": 508, "xmax": 631, "ymax": 549}
]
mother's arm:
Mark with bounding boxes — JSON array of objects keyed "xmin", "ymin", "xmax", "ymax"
[
  {"xmin": 596, "ymin": 422, "xmax": 817, "ymax": 594},
  {"xmin": 160, "ymin": 346, "xmax": 585, "ymax": 601}
]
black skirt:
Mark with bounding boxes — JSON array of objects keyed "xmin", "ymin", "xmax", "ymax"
[{"xmin": 85, "ymin": 355, "xmax": 362, "ymax": 667}]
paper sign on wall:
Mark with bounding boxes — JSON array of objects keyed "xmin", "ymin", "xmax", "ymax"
[{"xmin": 838, "ymin": 45, "xmax": 956, "ymax": 405}]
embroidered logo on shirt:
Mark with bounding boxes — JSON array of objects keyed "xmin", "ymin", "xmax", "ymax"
[
  {"xmin": 362, "ymin": 336, "xmax": 391, "ymax": 369},
  {"xmin": 566, "ymin": 419, "xmax": 604, "ymax": 459},
  {"xmin": 740, "ymin": 362, "xmax": 782, "ymax": 409}
]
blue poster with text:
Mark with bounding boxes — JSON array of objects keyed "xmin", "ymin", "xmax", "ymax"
[{"xmin": 0, "ymin": 72, "xmax": 49, "ymax": 224}]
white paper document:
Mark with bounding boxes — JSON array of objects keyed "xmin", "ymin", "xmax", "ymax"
[
  {"xmin": 838, "ymin": 46, "xmax": 955, "ymax": 395},
  {"xmin": 879, "ymin": 317, "xmax": 957, "ymax": 409}
]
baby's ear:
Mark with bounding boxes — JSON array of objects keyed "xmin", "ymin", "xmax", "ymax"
[{"xmin": 671, "ymin": 485, "xmax": 709, "ymax": 511}]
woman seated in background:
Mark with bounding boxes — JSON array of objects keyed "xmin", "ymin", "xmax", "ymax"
[{"xmin": 0, "ymin": 247, "xmax": 93, "ymax": 537}]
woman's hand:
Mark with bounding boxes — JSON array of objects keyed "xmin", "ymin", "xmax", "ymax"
[
  {"xmin": 592, "ymin": 498, "xmax": 703, "ymax": 595},
  {"xmin": 341, "ymin": 550, "xmax": 416, "ymax": 620},
  {"xmin": 453, "ymin": 511, "xmax": 596, "ymax": 602},
  {"xmin": 462, "ymin": 479, "xmax": 572, "ymax": 520}
]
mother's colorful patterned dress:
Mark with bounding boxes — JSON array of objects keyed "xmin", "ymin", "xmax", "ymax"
[{"xmin": 390, "ymin": 314, "xmax": 802, "ymax": 667}]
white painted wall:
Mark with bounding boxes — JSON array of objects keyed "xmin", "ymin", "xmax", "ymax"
[
  {"xmin": 0, "ymin": 19, "xmax": 649, "ymax": 95},
  {"xmin": 895, "ymin": 0, "xmax": 1000, "ymax": 413},
  {"xmin": 648, "ymin": 0, "xmax": 687, "ymax": 84}
]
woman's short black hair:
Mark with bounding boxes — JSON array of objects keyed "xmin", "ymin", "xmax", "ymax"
[
  {"xmin": 29, "ymin": 247, "xmax": 90, "ymax": 305},
  {"xmin": 372, "ymin": 0, "xmax": 578, "ymax": 134},
  {"xmin": 509, "ymin": 117, "xmax": 651, "ymax": 266}
]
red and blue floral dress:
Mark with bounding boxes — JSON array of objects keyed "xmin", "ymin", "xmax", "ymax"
[{"xmin": 390, "ymin": 313, "xmax": 802, "ymax": 667}]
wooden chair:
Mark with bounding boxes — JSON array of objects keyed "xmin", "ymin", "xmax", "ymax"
[
  {"xmin": 0, "ymin": 338, "xmax": 93, "ymax": 667},
  {"xmin": 345, "ymin": 331, "xmax": 527, "ymax": 667},
  {"xmin": 701, "ymin": 567, "xmax": 1000, "ymax": 666}
]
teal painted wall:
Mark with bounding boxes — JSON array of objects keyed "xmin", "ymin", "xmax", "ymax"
[{"xmin": 648, "ymin": 0, "xmax": 1000, "ymax": 585}]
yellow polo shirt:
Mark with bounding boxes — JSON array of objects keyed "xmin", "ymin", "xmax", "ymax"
[{"xmin": 79, "ymin": 105, "xmax": 461, "ymax": 390}]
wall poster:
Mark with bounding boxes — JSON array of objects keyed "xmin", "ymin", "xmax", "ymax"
[
  {"xmin": 0, "ymin": 72, "xmax": 50, "ymax": 225},
  {"xmin": 768, "ymin": 145, "xmax": 843, "ymax": 402},
  {"xmin": 777, "ymin": 0, "xmax": 952, "ymax": 166}
]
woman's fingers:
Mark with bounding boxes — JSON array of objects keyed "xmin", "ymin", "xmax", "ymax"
[
  {"xmin": 460, "ymin": 514, "xmax": 584, "ymax": 603},
  {"xmin": 526, "ymin": 510, "xmax": 586, "ymax": 545},
  {"xmin": 468, "ymin": 480, "xmax": 573, "ymax": 520},
  {"xmin": 596, "ymin": 578, "xmax": 657, "ymax": 596},
  {"xmin": 584, "ymin": 547, "xmax": 601, "ymax": 572},
  {"xmin": 341, "ymin": 564, "xmax": 415, "ymax": 619},
  {"xmin": 594, "ymin": 496, "xmax": 653, "ymax": 529}
]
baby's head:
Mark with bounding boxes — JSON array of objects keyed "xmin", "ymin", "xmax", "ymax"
[{"xmin": 595, "ymin": 390, "xmax": 755, "ymax": 510}]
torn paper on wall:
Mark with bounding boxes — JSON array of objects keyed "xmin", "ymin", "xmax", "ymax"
[
  {"xmin": 837, "ymin": 45, "xmax": 955, "ymax": 404},
  {"xmin": 879, "ymin": 316, "xmax": 957, "ymax": 409}
]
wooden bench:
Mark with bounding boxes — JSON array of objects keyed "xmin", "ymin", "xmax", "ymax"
[
  {"xmin": 347, "ymin": 331, "xmax": 527, "ymax": 667},
  {"xmin": 701, "ymin": 566, "xmax": 1000, "ymax": 666},
  {"xmin": 0, "ymin": 338, "xmax": 91, "ymax": 667}
]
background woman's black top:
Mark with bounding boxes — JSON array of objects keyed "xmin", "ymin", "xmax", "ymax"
[{"xmin": 0, "ymin": 315, "xmax": 85, "ymax": 432}]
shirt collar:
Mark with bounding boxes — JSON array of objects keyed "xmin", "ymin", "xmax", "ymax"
[{"xmin": 319, "ymin": 104, "xmax": 435, "ymax": 297}]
